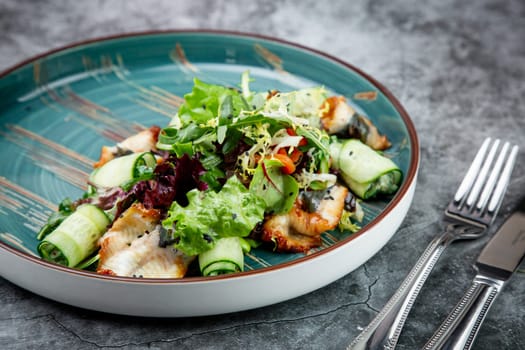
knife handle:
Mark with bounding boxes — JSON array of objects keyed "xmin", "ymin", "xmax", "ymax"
[
  {"xmin": 347, "ymin": 231, "xmax": 451, "ymax": 350},
  {"xmin": 423, "ymin": 275, "xmax": 503, "ymax": 350}
]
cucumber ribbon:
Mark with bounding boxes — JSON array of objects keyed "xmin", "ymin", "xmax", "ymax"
[
  {"xmin": 198, "ymin": 237, "xmax": 251, "ymax": 276},
  {"xmin": 38, "ymin": 204, "xmax": 110, "ymax": 267},
  {"xmin": 330, "ymin": 139, "xmax": 403, "ymax": 199}
]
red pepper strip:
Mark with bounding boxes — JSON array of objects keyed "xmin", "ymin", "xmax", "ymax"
[
  {"xmin": 285, "ymin": 128, "xmax": 308, "ymax": 146},
  {"xmin": 273, "ymin": 153, "xmax": 296, "ymax": 175},
  {"xmin": 277, "ymin": 148, "xmax": 302, "ymax": 164}
]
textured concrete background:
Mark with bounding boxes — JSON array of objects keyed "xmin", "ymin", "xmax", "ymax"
[{"xmin": 1, "ymin": 0, "xmax": 524, "ymax": 349}]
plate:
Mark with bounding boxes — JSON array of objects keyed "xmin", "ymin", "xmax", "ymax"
[{"xmin": 0, "ymin": 30, "xmax": 419, "ymax": 317}]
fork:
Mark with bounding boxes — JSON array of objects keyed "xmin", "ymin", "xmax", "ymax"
[{"xmin": 348, "ymin": 137, "xmax": 519, "ymax": 350}]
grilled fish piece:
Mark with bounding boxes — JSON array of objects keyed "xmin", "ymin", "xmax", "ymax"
[
  {"xmin": 94, "ymin": 125, "xmax": 161, "ymax": 168},
  {"xmin": 320, "ymin": 96, "xmax": 390, "ymax": 150},
  {"xmin": 262, "ymin": 184, "xmax": 348, "ymax": 253},
  {"xmin": 97, "ymin": 203, "xmax": 193, "ymax": 278}
]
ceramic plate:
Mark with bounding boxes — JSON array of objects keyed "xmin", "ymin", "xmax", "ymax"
[{"xmin": 0, "ymin": 30, "xmax": 419, "ymax": 317}]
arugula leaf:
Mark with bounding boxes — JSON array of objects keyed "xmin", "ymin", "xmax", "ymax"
[
  {"xmin": 230, "ymin": 113, "xmax": 292, "ymax": 129},
  {"xmin": 221, "ymin": 128, "xmax": 243, "ymax": 154},
  {"xmin": 157, "ymin": 124, "xmax": 207, "ymax": 156}
]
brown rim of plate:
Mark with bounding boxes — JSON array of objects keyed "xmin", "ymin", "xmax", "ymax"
[{"xmin": 0, "ymin": 29, "xmax": 420, "ymax": 284}]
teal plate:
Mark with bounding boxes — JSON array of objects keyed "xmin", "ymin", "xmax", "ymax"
[{"xmin": 0, "ymin": 31, "xmax": 419, "ymax": 316}]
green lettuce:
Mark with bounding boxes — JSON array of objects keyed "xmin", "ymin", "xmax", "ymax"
[
  {"xmin": 177, "ymin": 78, "xmax": 249, "ymax": 126},
  {"xmin": 162, "ymin": 176, "xmax": 265, "ymax": 256},
  {"xmin": 249, "ymin": 159, "xmax": 299, "ymax": 214}
]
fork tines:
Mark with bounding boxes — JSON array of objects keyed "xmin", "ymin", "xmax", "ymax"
[{"xmin": 449, "ymin": 137, "xmax": 519, "ymax": 225}]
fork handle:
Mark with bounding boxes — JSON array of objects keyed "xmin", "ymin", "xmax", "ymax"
[
  {"xmin": 423, "ymin": 275, "xmax": 503, "ymax": 350},
  {"xmin": 348, "ymin": 231, "xmax": 451, "ymax": 350}
]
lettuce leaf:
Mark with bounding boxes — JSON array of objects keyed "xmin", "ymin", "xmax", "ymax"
[
  {"xmin": 162, "ymin": 176, "xmax": 265, "ymax": 256},
  {"xmin": 157, "ymin": 79, "xmax": 252, "ymax": 187},
  {"xmin": 177, "ymin": 78, "xmax": 248, "ymax": 126},
  {"xmin": 249, "ymin": 159, "xmax": 299, "ymax": 214}
]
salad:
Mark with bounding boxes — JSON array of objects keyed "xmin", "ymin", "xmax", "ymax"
[{"xmin": 36, "ymin": 72, "xmax": 402, "ymax": 278}]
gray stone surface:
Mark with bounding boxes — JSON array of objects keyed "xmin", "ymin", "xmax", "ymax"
[{"xmin": 1, "ymin": 0, "xmax": 524, "ymax": 349}]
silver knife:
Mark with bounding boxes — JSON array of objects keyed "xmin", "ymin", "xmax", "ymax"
[{"xmin": 423, "ymin": 198, "xmax": 525, "ymax": 350}]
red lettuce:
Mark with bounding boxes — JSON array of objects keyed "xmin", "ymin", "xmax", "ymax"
[{"xmin": 132, "ymin": 154, "xmax": 208, "ymax": 210}]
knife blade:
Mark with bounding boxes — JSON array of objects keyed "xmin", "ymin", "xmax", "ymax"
[{"xmin": 423, "ymin": 198, "xmax": 525, "ymax": 350}]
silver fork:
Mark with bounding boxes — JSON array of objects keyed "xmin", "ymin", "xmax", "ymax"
[{"xmin": 348, "ymin": 137, "xmax": 519, "ymax": 350}]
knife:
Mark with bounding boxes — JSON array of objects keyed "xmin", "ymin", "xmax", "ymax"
[{"xmin": 423, "ymin": 198, "xmax": 525, "ymax": 350}]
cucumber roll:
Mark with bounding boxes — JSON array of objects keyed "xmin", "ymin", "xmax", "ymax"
[
  {"xmin": 89, "ymin": 151, "xmax": 157, "ymax": 188},
  {"xmin": 330, "ymin": 139, "xmax": 402, "ymax": 199},
  {"xmin": 198, "ymin": 237, "xmax": 248, "ymax": 276},
  {"xmin": 38, "ymin": 204, "xmax": 110, "ymax": 267}
]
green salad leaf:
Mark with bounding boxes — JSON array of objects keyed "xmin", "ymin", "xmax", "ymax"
[
  {"xmin": 36, "ymin": 198, "xmax": 75, "ymax": 240},
  {"xmin": 249, "ymin": 159, "xmax": 299, "ymax": 214},
  {"xmin": 178, "ymin": 78, "xmax": 248, "ymax": 126},
  {"xmin": 162, "ymin": 176, "xmax": 265, "ymax": 256}
]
